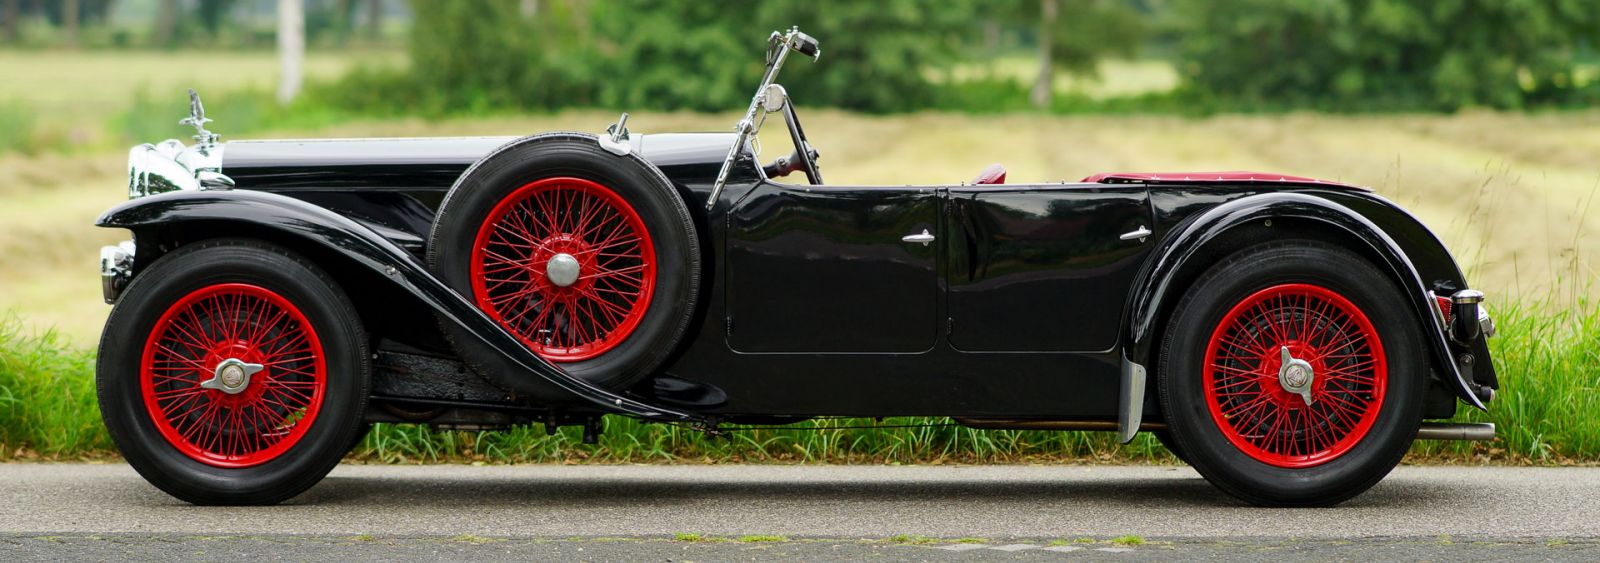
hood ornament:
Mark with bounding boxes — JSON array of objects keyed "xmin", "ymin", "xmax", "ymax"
[{"xmin": 178, "ymin": 88, "xmax": 218, "ymax": 145}]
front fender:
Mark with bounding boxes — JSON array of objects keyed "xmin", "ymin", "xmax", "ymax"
[
  {"xmin": 1124, "ymin": 191, "xmax": 1485, "ymax": 411},
  {"xmin": 96, "ymin": 189, "xmax": 695, "ymax": 421}
]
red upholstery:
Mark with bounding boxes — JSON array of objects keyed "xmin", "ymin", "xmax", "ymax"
[{"xmin": 972, "ymin": 163, "xmax": 1007, "ymax": 185}]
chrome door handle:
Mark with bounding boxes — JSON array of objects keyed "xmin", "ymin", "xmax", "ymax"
[
  {"xmin": 1119, "ymin": 225, "xmax": 1152, "ymax": 242},
  {"xmin": 902, "ymin": 229, "xmax": 935, "ymax": 246}
]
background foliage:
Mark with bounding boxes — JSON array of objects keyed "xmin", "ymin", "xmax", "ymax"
[
  {"xmin": 348, "ymin": 0, "xmax": 1600, "ymax": 114},
  {"xmin": 1173, "ymin": 0, "xmax": 1600, "ymax": 111}
]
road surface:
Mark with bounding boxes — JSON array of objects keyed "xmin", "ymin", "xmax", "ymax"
[{"xmin": 1, "ymin": 463, "xmax": 1595, "ymax": 560}]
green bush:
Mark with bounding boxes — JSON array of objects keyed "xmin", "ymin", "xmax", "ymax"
[
  {"xmin": 389, "ymin": 0, "xmax": 984, "ymax": 114},
  {"xmin": 1172, "ymin": 0, "xmax": 1600, "ymax": 111}
]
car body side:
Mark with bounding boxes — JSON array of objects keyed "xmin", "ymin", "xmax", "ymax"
[{"xmin": 97, "ymin": 133, "xmax": 1494, "ymax": 429}]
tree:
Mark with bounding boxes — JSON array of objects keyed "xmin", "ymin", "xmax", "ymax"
[
  {"xmin": 153, "ymin": 0, "xmax": 178, "ymax": 47},
  {"xmin": 60, "ymin": 0, "xmax": 77, "ymax": 46},
  {"xmin": 3, "ymin": 0, "xmax": 19, "ymax": 44},
  {"xmin": 197, "ymin": 0, "xmax": 241, "ymax": 37},
  {"xmin": 278, "ymin": 0, "xmax": 304, "ymax": 104},
  {"xmin": 365, "ymin": 0, "xmax": 380, "ymax": 39},
  {"xmin": 1017, "ymin": 0, "xmax": 1144, "ymax": 109},
  {"xmin": 1031, "ymin": 0, "xmax": 1057, "ymax": 108}
]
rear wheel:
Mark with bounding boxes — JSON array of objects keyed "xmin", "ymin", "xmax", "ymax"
[
  {"xmin": 1158, "ymin": 241, "xmax": 1423, "ymax": 506},
  {"xmin": 428, "ymin": 133, "xmax": 700, "ymax": 397},
  {"xmin": 97, "ymin": 239, "xmax": 369, "ymax": 505}
]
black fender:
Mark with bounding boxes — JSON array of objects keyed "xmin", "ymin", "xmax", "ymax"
[
  {"xmin": 1122, "ymin": 190, "xmax": 1486, "ymax": 430},
  {"xmin": 96, "ymin": 189, "xmax": 697, "ymax": 421}
]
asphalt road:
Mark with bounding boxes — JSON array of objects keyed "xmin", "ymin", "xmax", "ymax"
[{"xmin": 2, "ymin": 463, "xmax": 1596, "ymax": 560}]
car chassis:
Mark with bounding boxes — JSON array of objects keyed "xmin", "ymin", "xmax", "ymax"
[{"xmin": 97, "ymin": 28, "xmax": 1498, "ymax": 507}]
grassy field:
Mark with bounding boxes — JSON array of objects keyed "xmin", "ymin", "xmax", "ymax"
[
  {"xmin": 5, "ymin": 108, "xmax": 1595, "ymax": 345},
  {"xmin": 0, "ymin": 49, "xmax": 399, "ymax": 153},
  {"xmin": 0, "ymin": 49, "xmax": 1596, "ymax": 464}
]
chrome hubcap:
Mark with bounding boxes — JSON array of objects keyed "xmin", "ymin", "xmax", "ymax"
[
  {"xmin": 546, "ymin": 253, "xmax": 581, "ymax": 287},
  {"xmin": 1277, "ymin": 346, "xmax": 1316, "ymax": 405},
  {"xmin": 199, "ymin": 357, "xmax": 264, "ymax": 395}
]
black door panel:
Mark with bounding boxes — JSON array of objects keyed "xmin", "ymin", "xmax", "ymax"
[
  {"xmin": 947, "ymin": 186, "xmax": 1152, "ymax": 352},
  {"xmin": 727, "ymin": 183, "xmax": 940, "ymax": 353}
]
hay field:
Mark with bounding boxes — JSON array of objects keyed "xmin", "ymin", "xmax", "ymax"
[{"xmin": 2, "ymin": 109, "xmax": 1597, "ymax": 344}]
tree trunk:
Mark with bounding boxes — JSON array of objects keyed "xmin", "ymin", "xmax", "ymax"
[
  {"xmin": 1031, "ymin": 0, "xmax": 1057, "ymax": 110},
  {"xmin": 983, "ymin": 18, "xmax": 1000, "ymax": 54},
  {"xmin": 277, "ymin": 0, "xmax": 304, "ymax": 104},
  {"xmin": 2, "ymin": 0, "xmax": 19, "ymax": 44},
  {"xmin": 154, "ymin": 0, "xmax": 177, "ymax": 47},
  {"xmin": 62, "ymin": 0, "xmax": 78, "ymax": 48},
  {"xmin": 520, "ymin": 0, "xmax": 538, "ymax": 18},
  {"xmin": 365, "ymin": 0, "xmax": 380, "ymax": 39}
]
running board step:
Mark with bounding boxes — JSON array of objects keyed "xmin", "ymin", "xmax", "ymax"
[{"xmin": 1415, "ymin": 422, "xmax": 1495, "ymax": 441}]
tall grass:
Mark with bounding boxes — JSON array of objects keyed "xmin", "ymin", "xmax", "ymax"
[
  {"xmin": 1411, "ymin": 291, "xmax": 1600, "ymax": 463},
  {"xmin": 1, "ymin": 300, "xmax": 1594, "ymax": 464},
  {"xmin": 355, "ymin": 417, "xmax": 1175, "ymax": 465},
  {"xmin": 0, "ymin": 315, "xmax": 109, "ymax": 459}
]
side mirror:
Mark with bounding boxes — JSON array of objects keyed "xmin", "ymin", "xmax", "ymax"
[
  {"xmin": 760, "ymin": 84, "xmax": 789, "ymax": 113},
  {"xmin": 789, "ymin": 31, "xmax": 820, "ymax": 60}
]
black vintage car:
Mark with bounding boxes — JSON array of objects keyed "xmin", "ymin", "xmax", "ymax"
[{"xmin": 97, "ymin": 29, "xmax": 1497, "ymax": 507}]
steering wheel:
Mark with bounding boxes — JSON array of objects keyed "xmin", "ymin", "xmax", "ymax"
[{"xmin": 763, "ymin": 98, "xmax": 822, "ymax": 185}]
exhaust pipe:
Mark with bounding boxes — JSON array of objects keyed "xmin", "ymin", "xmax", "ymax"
[{"xmin": 1416, "ymin": 422, "xmax": 1496, "ymax": 441}]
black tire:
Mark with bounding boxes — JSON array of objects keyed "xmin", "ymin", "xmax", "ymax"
[
  {"xmin": 427, "ymin": 133, "xmax": 701, "ymax": 398},
  {"xmin": 97, "ymin": 239, "xmax": 370, "ymax": 505},
  {"xmin": 1152, "ymin": 430, "xmax": 1189, "ymax": 464},
  {"xmin": 1158, "ymin": 241, "xmax": 1424, "ymax": 507}
]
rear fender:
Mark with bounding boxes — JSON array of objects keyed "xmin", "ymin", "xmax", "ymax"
[
  {"xmin": 96, "ymin": 189, "xmax": 696, "ymax": 421},
  {"xmin": 1123, "ymin": 191, "xmax": 1484, "ymax": 427}
]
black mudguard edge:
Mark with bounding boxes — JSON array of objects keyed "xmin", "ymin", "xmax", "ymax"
[
  {"xmin": 95, "ymin": 189, "xmax": 697, "ymax": 421},
  {"xmin": 1124, "ymin": 190, "xmax": 1489, "ymax": 411}
]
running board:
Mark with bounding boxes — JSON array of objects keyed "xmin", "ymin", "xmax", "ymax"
[
  {"xmin": 1415, "ymin": 422, "xmax": 1496, "ymax": 441},
  {"xmin": 953, "ymin": 420, "xmax": 1495, "ymax": 442},
  {"xmin": 955, "ymin": 419, "xmax": 1167, "ymax": 432}
]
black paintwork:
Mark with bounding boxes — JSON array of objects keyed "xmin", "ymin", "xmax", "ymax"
[{"xmin": 98, "ymin": 131, "xmax": 1496, "ymax": 424}]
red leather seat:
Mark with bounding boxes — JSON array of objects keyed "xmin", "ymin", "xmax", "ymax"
[{"xmin": 972, "ymin": 163, "xmax": 1006, "ymax": 185}]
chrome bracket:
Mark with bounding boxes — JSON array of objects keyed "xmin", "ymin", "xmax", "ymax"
[
  {"xmin": 598, "ymin": 113, "xmax": 632, "ymax": 156},
  {"xmin": 1117, "ymin": 354, "xmax": 1147, "ymax": 444}
]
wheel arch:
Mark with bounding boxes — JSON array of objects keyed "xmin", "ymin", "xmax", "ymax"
[
  {"xmin": 1121, "ymin": 191, "xmax": 1483, "ymax": 436},
  {"xmin": 96, "ymin": 189, "xmax": 696, "ymax": 421}
]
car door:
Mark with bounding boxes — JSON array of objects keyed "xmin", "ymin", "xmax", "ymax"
[
  {"xmin": 725, "ymin": 182, "xmax": 940, "ymax": 353},
  {"xmin": 945, "ymin": 185, "xmax": 1153, "ymax": 352}
]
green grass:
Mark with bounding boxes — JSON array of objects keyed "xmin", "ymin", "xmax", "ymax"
[
  {"xmin": 737, "ymin": 535, "xmax": 789, "ymax": 543},
  {"xmin": 1, "ymin": 293, "xmax": 1597, "ymax": 463},
  {"xmin": 0, "ymin": 315, "xmax": 109, "ymax": 459},
  {"xmin": 674, "ymin": 533, "xmax": 724, "ymax": 543},
  {"xmin": 1410, "ymin": 289, "xmax": 1600, "ymax": 462}
]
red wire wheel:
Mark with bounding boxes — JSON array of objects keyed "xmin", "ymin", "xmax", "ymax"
[
  {"xmin": 140, "ymin": 283, "xmax": 327, "ymax": 468},
  {"xmin": 469, "ymin": 177, "xmax": 657, "ymax": 362},
  {"xmin": 1202, "ymin": 283, "xmax": 1388, "ymax": 468}
]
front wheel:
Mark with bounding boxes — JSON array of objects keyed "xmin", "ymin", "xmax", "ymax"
[
  {"xmin": 1158, "ymin": 241, "xmax": 1424, "ymax": 507},
  {"xmin": 97, "ymin": 239, "xmax": 370, "ymax": 505}
]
